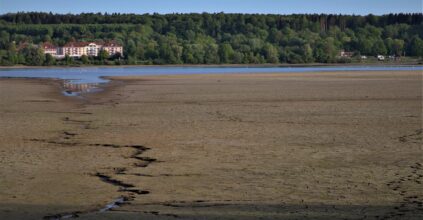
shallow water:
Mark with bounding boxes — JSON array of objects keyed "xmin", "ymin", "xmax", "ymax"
[
  {"xmin": 1, "ymin": 65, "xmax": 421, "ymax": 95},
  {"xmin": 0, "ymin": 65, "xmax": 421, "ymax": 84},
  {"xmin": 99, "ymin": 197, "xmax": 125, "ymax": 212},
  {"xmin": 62, "ymin": 81, "xmax": 102, "ymax": 96}
]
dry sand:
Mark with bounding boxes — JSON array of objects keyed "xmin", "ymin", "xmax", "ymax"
[{"xmin": 0, "ymin": 71, "xmax": 422, "ymax": 219}]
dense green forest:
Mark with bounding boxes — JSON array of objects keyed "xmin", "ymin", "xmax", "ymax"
[{"xmin": 0, "ymin": 12, "xmax": 422, "ymax": 65}]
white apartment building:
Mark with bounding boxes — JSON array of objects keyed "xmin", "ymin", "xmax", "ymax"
[{"xmin": 42, "ymin": 41, "xmax": 123, "ymax": 58}]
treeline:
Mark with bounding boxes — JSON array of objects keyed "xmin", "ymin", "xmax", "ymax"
[
  {"xmin": 1, "ymin": 12, "xmax": 422, "ymax": 26},
  {"xmin": 0, "ymin": 12, "xmax": 422, "ymax": 65}
]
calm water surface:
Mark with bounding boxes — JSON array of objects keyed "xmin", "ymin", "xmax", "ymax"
[
  {"xmin": 0, "ymin": 65, "xmax": 421, "ymax": 95},
  {"xmin": 1, "ymin": 65, "xmax": 422, "ymax": 84}
]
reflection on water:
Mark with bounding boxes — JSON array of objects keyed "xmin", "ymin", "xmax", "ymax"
[
  {"xmin": 0, "ymin": 66, "xmax": 421, "ymax": 96},
  {"xmin": 0, "ymin": 66, "xmax": 421, "ymax": 85},
  {"xmin": 62, "ymin": 82, "xmax": 101, "ymax": 96}
]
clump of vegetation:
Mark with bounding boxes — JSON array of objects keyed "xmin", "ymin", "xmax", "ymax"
[{"xmin": 0, "ymin": 12, "xmax": 422, "ymax": 65}]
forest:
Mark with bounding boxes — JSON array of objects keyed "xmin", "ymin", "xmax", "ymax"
[{"xmin": 0, "ymin": 12, "xmax": 422, "ymax": 65}]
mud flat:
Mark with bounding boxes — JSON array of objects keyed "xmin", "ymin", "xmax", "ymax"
[{"xmin": 0, "ymin": 71, "xmax": 422, "ymax": 219}]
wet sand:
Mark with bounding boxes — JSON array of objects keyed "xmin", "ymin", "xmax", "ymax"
[{"xmin": 0, "ymin": 71, "xmax": 422, "ymax": 219}]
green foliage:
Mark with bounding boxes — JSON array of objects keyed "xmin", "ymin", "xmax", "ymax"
[
  {"xmin": 409, "ymin": 36, "xmax": 423, "ymax": 57},
  {"xmin": 392, "ymin": 39, "xmax": 405, "ymax": 56},
  {"xmin": 301, "ymin": 44, "xmax": 314, "ymax": 63},
  {"xmin": 262, "ymin": 43, "xmax": 279, "ymax": 63},
  {"xmin": 0, "ymin": 50, "xmax": 10, "ymax": 65},
  {"xmin": 44, "ymin": 53, "xmax": 55, "ymax": 65},
  {"xmin": 98, "ymin": 49, "xmax": 109, "ymax": 61},
  {"xmin": 372, "ymin": 40, "xmax": 387, "ymax": 55},
  {"xmin": 80, "ymin": 54, "xmax": 89, "ymax": 64},
  {"xmin": 0, "ymin": 12, "xmax": 422, "ymax": 65},
  {"xmin": 314, "ymin": 38, "xmax": 338, "ymax": 63},
  {"xmin": 64, "ymin": 54, "xmax": 73, "ymax": 65},
  {"xmin": 21, "ymin": 46, "xmax": 45, "ymax": 65},
  {"xmin": 219, "ymin": 43, "xmax": 234, "ymax": 63}
]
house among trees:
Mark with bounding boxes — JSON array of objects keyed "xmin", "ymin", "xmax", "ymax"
[
  {"xmin": 41, "ymin": 42, "xmax": 58, "ymax": 56},
  {"xmin": 42, "ymin": 41, "xmax": 123, "ymax": 59},
  {"xmin": 339, "ymin": 50, "xmax": 354, "ymax": 58}
]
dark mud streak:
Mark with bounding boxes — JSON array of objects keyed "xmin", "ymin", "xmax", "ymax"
[
  {"xmin": 22, "ymin": 99, "xmax": 56, "ymax": 103},
  {"xmin": 91, "ymin": 143, "xmax": 154, "ymax": 212},
  {"xmin": 113, "ymin": 167, "xmax": 127, "ymax": 175},
  {"xmin": 122, "ymin": 189, "xmax": 150, "ymax": 195},
  {"xmin": 63, "ymin": 131, "xmax": 77, "ymax": 136},
  {"xmin": 94, "ymin": 173, "xmax": 150, "ymax": 196},
  {"xmin": 32, "ymin": 113, "xmax": 156, "ymax": 219},
  {"xmin": 41, "ymin": 111, "xmax": 93, "ymax": 115},
  {"xmin": 397, "ymin": 129, "xmax": 423, "ymax": 144},
  {"xmin": 209, "ymin": 110, "xmax": 243, "ymax": 122},
  {"xmin": 94, "ymin": 173, "xmax": 135, "ymax": 188},
  {"xmin": 63, "ymin": 117, "xmax": 94, "ymax": 124},
  {"xmin": 162, "ymin": 202, "xmax": 231, "ymax": 208},
  {"xmin": 143, "ymin": 211, "xmax": 180, "ymax": 218},
  {"xmin": 131, "ymin": 173, "xmax": 202, "ymax": 177},
  {"xmin": 43, "ymin": 212, "xmax": 80, "ymax": 220},
  {"xmin": 42, "ymin": 143, "xmax": 155, "ymax": 219},
  {"xmin": 29, "ymin": 138, "xmax": 80, "ymax": 146},
  {"xmin": 89, "ymin": 143, "xmax": 121, "ymax": 148}
]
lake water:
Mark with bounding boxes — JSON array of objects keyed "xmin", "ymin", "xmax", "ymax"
[
  {"xmin": 0, "ymin": 65, "xmax": 421, "ymax": 96},
  {"xmin": 1, "ymin": 65, "xmax": 422, "ymax": 84}
]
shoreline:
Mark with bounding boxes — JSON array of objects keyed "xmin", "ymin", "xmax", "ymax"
[
  {"xmin": 0, "ymin": 62, "xmax": 422, "ymax": 69},
  {"xmin": 2, "ymin": 69, "xmax": 422, "ymax": 98}
]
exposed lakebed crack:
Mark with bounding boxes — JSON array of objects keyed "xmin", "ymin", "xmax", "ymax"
[
  {"xmin": 42, "ymin": 142, "xmax": 156, "ymax": 219},
  {"xmin": 397, "ymin": 129, "xmax": 423, "ymax": 144},
  {"xmin": 29, "ymin": 113, "xmax": 157, "ymax": 219}
]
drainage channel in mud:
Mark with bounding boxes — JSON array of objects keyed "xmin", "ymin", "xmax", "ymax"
[
  {"xmin": 43, "ymin": 196, "xmax": 128, "ymax": 220},
  {"xmin": 41, "ymin": 143, "xmax": 156, "ymax": 220},
  {"xmin": 36, "ymin": 88, "xmax": 156, "ymax": 219},
  {"xmin": 99, "ymin": 197, "xmax": 127, "ymax": 212}
]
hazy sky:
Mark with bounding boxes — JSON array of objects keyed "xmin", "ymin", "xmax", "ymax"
[{"xmin": 0, "ymin": 0, "xmax": 421, "ymax": 15}]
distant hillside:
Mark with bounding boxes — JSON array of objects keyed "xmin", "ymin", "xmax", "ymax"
[{"xmin": 0, "ymin": 12, "xmax": 422, "ymax": 65}]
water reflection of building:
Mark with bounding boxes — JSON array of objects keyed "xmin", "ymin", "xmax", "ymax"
[{"xmin": 62, "ymin": 82, "xmax": 100, "ymax": 95}]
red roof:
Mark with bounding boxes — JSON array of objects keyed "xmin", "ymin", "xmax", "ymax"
[
  {"xmin": 42, "ymin": 42, "xmax": 57, "ymax": 49},
  {"xmin": 52, "ymin": 40, "xmax": 122, "ymax": 48},
  {"xmin": 102, "ymin": 40, "xmax": 122, "ymax": 47},
  {"xmin": 63, "ymin": 42, "xmax": 90, "ymax": 48}
]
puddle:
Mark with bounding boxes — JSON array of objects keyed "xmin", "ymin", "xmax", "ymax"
[
  {"xmin": 62, "ymin": 81, "xmax": 103, "ymax": 96},
  {"xmin": 99, "ymin": 197, "xmax": 126, "ymax": 212},
  {"xmin": 55, "ymin": 214, "xmax": 76, "ymax": 219},
  {"xmin": 46, "ymin": 197, "xmax": 127, "ymax": 219}
]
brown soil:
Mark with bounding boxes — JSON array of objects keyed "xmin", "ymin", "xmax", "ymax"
[{"xmin": 0, "ymin": 71, "xmax": 422, "ymax": 219}]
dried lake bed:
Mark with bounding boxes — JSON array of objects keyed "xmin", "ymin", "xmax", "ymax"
[{"xmin": 0, "ymin": 69, "xmax": 422, "ymax": 219}]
